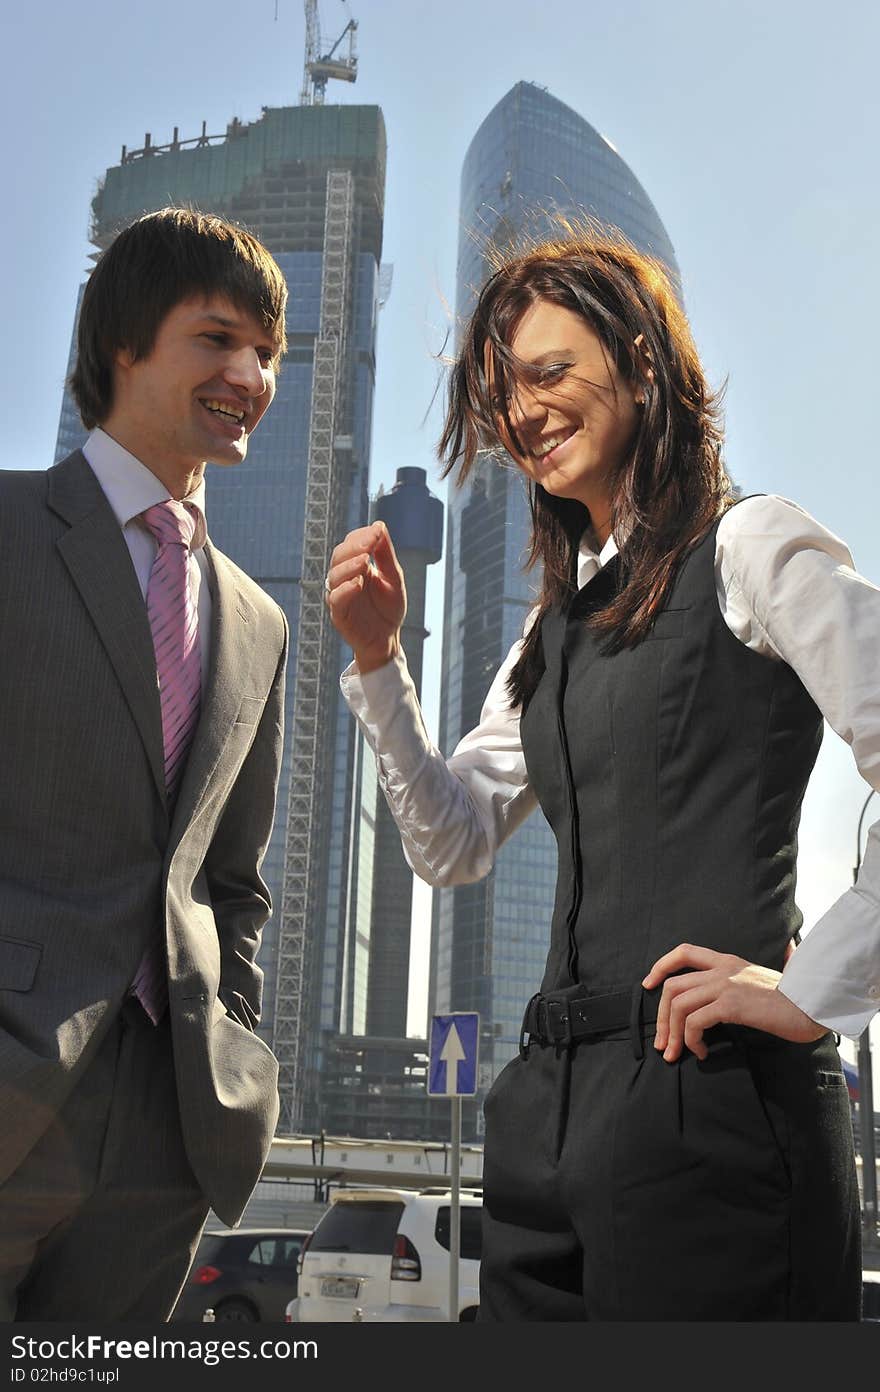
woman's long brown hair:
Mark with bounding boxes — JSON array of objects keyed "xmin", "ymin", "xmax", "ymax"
[{"xmin": 437, "ymin": 228, "xmax": 731, "ymax": 708}]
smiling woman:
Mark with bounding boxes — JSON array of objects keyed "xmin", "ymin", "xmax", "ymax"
[{"xmin": 327, "ymin": 229, "xmax": 879, "ymax": 1322}]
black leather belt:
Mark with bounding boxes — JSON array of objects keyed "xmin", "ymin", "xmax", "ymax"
[{"xmin": 520, "ymin": 985, "xmax": 661, "ymax": 1057}]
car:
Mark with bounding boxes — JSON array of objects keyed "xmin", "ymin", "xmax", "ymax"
[
  {"xmin": 171, "ymin": 1227, "xmax": 311, "ymax": 1322},
  {"xmin": 286, "ymin": 1187, "xmax": 482, "ymax": 1323},
  {"xmin": 864, "ymin": 1268, "xmax": 880, "ymax": 1322}
]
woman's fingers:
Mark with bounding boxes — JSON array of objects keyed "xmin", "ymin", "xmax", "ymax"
[
  {"xmin": 326, "ymin": 552, "xmax": 372, "ymax": 594},
  {"xmin": 371, "ymin": 521, "xmax": 403, "ymax": 579},
  {"xmin": 661, "ymin": 980, "xmax": 721, "ymax": 1061},
  {"xmin": 678, "ymin": 1003, "xmax": 724, "ymax": 1062},
  {"xmin": 642, "ymin": 943, "xmax": 727, "ymax": 989},
  {"xmin": 645, "ymin": 943, "xmax": 827, "ymax": 1062},
  {"xmin": 645, "ymin": 944, "xmax": 735, "ymax": 1055},
  {"xmin": 326, "ymin": 573, "xmax": 367, "ymax": 624},
  {"xmin": 330, "ymin": 522, "xmax": 402, "ymax": 584},
  {"xmin": 329, "ymin": 523, "xmax": 385, "ymax": 571},
  {"xmin": 652, "ymin": 969, "xmax": 713, "ymax": 1054},
  {"xmin": 327, "ymin": 524, "xmax": 405, "ymax": 617}
]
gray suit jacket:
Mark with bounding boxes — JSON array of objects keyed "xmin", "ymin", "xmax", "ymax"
[{"xmin": 0, "ymin": 451, "xmax": 287, "ymax": 1225}]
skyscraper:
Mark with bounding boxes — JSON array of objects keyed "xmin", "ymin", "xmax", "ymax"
[
  {"xmin": 351, "ymin": 467, "xmax": 443, "ymax": 1041},
  {"xmin": 433, "ymin": 82, "xmax": 681, "ymax": 1136},
  {"xmin": 52, "ymin": 100, "xmax": 387, "ymax": 1133},
  {"xmin": 321, "ymin": 467, "xmax": 444, "ymax": 1143}
]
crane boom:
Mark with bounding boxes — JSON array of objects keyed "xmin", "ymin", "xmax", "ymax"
[{"xmin": 300, "ymin": 1, "xmax": 358, "ymax": 105}]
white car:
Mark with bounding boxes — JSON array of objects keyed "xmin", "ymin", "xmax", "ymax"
[{"xmin": 286, "ymin": 1187, "xmax": 482, "ymax": 1322}]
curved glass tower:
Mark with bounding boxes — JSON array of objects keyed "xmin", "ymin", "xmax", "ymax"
[{"xmin": 433, "ymin": 82, "xmax": 681, "ymax": 1135}]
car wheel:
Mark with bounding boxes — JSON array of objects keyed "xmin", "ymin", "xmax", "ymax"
[
  {"xmin": 212, "ymin": 1298, "xmax": 258, "ymax": 1322},
  {"xmin": 459, "ymin": 1306, "xmax": 478, "ymax": 1322}
]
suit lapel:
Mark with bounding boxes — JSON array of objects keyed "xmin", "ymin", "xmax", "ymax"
[
  {"xmin": 170, "ymin": 540, "xmax": 259, "ymax": 839},
  {"xmin": 49, "ymin": 452, "xmax": 167, "ymax": 807}
]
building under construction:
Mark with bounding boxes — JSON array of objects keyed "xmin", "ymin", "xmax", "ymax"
[{"xmin": 53, "ymin": 91, "xmax": 388, "ymax": 1136}]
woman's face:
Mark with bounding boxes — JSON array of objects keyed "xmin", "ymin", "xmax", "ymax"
[{"xmin": 488, "ymin": 298, "xmax": 641, "ymax": 532}]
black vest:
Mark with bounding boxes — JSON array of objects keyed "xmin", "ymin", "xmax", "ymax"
[{"xmin": 519, "ymin": 520, "xmax": 823, "ymax": 996}]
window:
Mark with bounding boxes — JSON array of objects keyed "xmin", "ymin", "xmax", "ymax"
[
  {"xmin": 278, "ymin": 1237, "xmax": 305, "ymax": 1266},
  {"xmin": 434, "ymin": 1206, "xmax": 483, "ymax": 1262},
  {"xmin": 310, "ymin": 1201, "xmax": 405, "ymax": 1255},
  {"xmin": 248, "ymin": 1240, "xmax": 277, "ymax": 1266}
]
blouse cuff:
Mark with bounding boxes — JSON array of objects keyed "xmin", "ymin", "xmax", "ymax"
[{"xmin": 340, "ymin": 650, "xmax": 433, "ymax": 784}]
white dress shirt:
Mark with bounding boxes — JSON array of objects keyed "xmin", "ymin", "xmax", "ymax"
[
  {"xmin": 82, "ymin": 428, "xmax": 212, "ymax": 686},
  {"xmin": 340, "ymin": 494, "xmax": 880, "ymax": 1040}
]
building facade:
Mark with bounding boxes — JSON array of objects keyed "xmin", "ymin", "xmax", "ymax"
[
  {"xmin": 319, "ymin": 467, "xmax": 444, "ymax": 1142},
  {"xmin": 432, "ymin": 82, "xmax": 681, "ymax": 1136},
  {"xmin": 52, "ymin": 102, "xmax": 387, "ymax": 1133}
]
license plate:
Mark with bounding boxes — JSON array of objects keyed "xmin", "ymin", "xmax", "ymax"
[{"xmin": 321, "ymin": 1276, "xmax": 360, "ymax": 1299}]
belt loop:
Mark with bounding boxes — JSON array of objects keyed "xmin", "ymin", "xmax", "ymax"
[
  {"xmin": 629, "ymin": 982, "xmax": 645, "ymax": 1061},
  {"xmin": 519, "ymin": 993, "xmax": 540, "ymax": 1060}
]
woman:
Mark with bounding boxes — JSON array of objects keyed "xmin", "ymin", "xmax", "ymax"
[{"xmin": 326, "ymin": 233, "xmax": 876, "ymax": 1320}]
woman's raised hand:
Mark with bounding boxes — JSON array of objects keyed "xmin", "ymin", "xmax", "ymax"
[{"xmin": 325, "ymin": 521, "xmax": 406, "ymax": 674}]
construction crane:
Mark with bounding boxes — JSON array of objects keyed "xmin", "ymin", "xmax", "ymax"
[{"xmin": 300, "ymin": 0, "xmax": 358, "ymax": 105}]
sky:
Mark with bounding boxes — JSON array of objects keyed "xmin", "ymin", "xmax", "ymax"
[{"xmin": 2, "ymin": 0, "xmax": 878, "ymax": 1088}]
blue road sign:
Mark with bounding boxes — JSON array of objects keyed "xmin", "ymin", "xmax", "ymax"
[{"xmin": 428, "ymin": 1013, "xmax": 480, "ymax": 1096}]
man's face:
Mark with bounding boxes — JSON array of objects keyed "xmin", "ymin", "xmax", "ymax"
[{"xmin": 109, "ymin": 294, "xmax": 280, "ymax": 478}]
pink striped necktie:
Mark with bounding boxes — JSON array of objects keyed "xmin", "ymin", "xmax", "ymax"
[{"xmin": 130, "ymin": 497, "xmax": 205, "ymax": 1023}]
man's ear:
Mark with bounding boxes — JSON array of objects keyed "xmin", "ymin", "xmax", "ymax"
[{"xmin": 115, "ymin": 345, "xmax": 136, "ymax": 370}]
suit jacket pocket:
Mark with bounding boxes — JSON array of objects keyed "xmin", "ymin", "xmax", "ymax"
[
  {"xmin": 0, "ymin": 937, "xmax": 41, "ymax": 991},
  {"xmin": 235, "ymin": 696, "xmax": 265, "ymax": 726}
]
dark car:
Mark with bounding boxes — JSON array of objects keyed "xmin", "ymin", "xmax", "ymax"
[{"xmin": 171, "ymin": 1228, "xmax": 311, "ymax": 1322}]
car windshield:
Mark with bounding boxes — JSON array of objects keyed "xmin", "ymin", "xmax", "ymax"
[{"xmin": 309, "ymin": 1201, "xmax": 405, "ymax": 1255}]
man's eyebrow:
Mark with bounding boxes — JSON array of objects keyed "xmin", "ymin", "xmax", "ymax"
[
  {"xmin": 197, "ymin": 313, "xmax": 240, "ymax": 329},
  {"xmin": 196, "ymin": 312, "xmax": 280, "ymax": 348}
]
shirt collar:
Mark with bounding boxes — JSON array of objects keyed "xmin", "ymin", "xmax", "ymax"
[
  {"xmin": 82, "ymin": 428, "xmax": 208, "ymax": 548},
  {"xmin": 576, "ymin": 528, "xmax": 619, "ymax": 590}
]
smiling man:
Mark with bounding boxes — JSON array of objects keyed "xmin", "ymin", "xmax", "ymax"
[{"xmin": 0, "ymin": 208, "xmax": 290, "ymax": 1320}]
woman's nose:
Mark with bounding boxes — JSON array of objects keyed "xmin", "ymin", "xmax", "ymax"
[{"xmin": 508, "ymin": 382, "xmax": 545, "ymax": 430}]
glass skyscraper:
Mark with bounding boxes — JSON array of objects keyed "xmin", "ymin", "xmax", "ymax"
[
  {"xmin": 52, "ymin": 102, "xmax": 387, "ymax": 1132},
  {"xmin": 432, "ymin": 82, "xmax": 681, "ymax": 1136}
]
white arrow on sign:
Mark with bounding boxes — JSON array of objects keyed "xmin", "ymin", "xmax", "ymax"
[{"xmin": 439, "ymin": 1022, "xmax": 466, "ymax": 1095}]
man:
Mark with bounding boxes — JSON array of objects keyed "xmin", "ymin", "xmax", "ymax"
[{"xmin": 0, "ymin": 208, "xmax": 289, "ymax": 1320}]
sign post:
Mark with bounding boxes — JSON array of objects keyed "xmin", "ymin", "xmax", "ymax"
[{"xmin": 428, "ymin": 1012, "xmax": 479, "ymax": 1322}]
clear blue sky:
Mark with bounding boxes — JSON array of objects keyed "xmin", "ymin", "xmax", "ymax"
[{"xmin": 3, "ymin": 1, "xmax": 878, "ymax": 1079}]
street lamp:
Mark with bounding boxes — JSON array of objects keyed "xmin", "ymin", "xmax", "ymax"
[{"xmin": 854, "ymin": 788, "xmax": 878, "ymax": 1247}]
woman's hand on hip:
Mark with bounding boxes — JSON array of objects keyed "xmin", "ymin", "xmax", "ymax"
[
  {"xmin": 641, "ymin": 943, "xmax": 827, "ymax": 1062},
  {"xmin": 325, "ymin": 522, "xmax": 406, "ymax": 674}
]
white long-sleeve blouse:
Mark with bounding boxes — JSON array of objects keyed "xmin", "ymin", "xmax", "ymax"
[{"xmin": 340, "ymin": 495, "xmax": 880, "ymax": 1040}]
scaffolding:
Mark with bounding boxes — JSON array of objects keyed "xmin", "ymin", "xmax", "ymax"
[{"xmin": 274, "ymin": 169, "xmax": 356, "ymax": 1133}]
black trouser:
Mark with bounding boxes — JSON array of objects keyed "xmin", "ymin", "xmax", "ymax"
[
  {"xmin": 0, "ymin": 1001, "xmax": 210, "ymax": 1321},
  {"xmin": 480, "ymin": 1013, "xmax": 861, "ymax": 1321}
]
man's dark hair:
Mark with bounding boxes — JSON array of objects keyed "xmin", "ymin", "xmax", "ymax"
[{"xmin": 70, "ymin": 207, "xmax": 288, "ymax": 429}]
